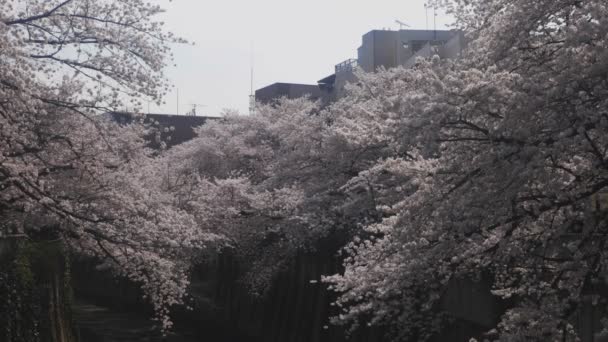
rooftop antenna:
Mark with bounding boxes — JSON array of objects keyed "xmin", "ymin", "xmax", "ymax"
[
  {"xmin": 249, "ymin": 41, "xmax": 255, "ymax": 115},
  {"xmin": 395, "ymin": 19, "xmax": 410, "ymax": 30},
  {"xmin": 187, "ymin": 103, "xmax": 206, "ymax": 116}
]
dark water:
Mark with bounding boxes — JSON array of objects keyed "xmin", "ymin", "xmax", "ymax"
[{"xmin": 72, "ymin": 300, "xmax": 199, "ymax": 342}]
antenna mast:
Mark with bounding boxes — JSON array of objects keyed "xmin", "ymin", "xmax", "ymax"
[
  {"xmin": 433, "ymin": 6, "xmax": 437, "ymax": 40},
  {"xmin": 187, "ymin": 103, "xmax": 206, "ymax": 116},
  {"xmin": 425, "ymin": 4, "xmax": 429, "ymax": 30},
  {"xmin": 249, "ymin": 42, "xmax": 255, "ymax": 115}
]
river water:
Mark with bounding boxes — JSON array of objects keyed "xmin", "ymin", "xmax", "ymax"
[{"xmin": 73, "ymin": 300, "xmax": 200, "ymax": 342}]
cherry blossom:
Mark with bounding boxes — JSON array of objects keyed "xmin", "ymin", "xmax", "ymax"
[{"xmin": 0, "ymin": 0, "xmax": 213, "ymax": 330}]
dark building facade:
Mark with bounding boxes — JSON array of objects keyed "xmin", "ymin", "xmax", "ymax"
[
  {"xmin": 109, "ymin": 112, "xmax": 216, "ymax": 148},
  {"xmin": 254, "ymin": 82, "xmax": 325, "ymax": 105}
]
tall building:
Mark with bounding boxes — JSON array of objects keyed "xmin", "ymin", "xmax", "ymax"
[
  {"xmin": 256, "ymin": 29, "xmax": 466, "ymax": 105},
  {"xmin": 357, "ymin": 29, "xmax": 463, "ymax": 72}
]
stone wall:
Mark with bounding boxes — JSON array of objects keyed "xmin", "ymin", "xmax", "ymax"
[
  {"xmin": 192, "ymin": 248, "xmax": 384, "ymax": 342},
  {"xmin": 70, "ymin": 241, "xmax": 608, "ymax": 342}
]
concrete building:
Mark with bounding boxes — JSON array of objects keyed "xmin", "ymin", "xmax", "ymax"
[
  {"xmin": 255, "ymin": 29, "xmax": 466, "ymax": 105},
  {"xmin": 357, "ymin": 29, "xmax": 463, "ymax": 72},
  {"xmin": 322, "ymin": 29, "xmax": 465, "ymax": 100}
]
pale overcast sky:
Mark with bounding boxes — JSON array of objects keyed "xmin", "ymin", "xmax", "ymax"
[{"xmin": 150, "ymin": 0, "xmax": 452, "ymax": 116}]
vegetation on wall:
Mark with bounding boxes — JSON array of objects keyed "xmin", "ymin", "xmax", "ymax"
[{"xmin": 0, "ymin": 239, "xmax": 74, "ymax": 342}]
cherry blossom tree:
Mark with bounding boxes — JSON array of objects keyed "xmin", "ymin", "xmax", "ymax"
[
  {"xmin": 323, "ymin": 0, "xmax": 608, "ymax": 340},
  {"xmin": 123, "ymin": 0, "xmax": 606, "ymax": 338},
  {"xmin": 157, "ymin": 101, "xmax": 343, "ymax": 292},
  {"xmin": 0, "ymin": 0, "xmax": 218, "ymax": 329},
  {"xmin": 15, "ymin": 0, "xmax": 601, "ymax": 339}
]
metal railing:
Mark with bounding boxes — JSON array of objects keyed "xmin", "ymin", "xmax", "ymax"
[{"xmin": 335, "ymin": 58, "xmax": 358, "ymax": 73}]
